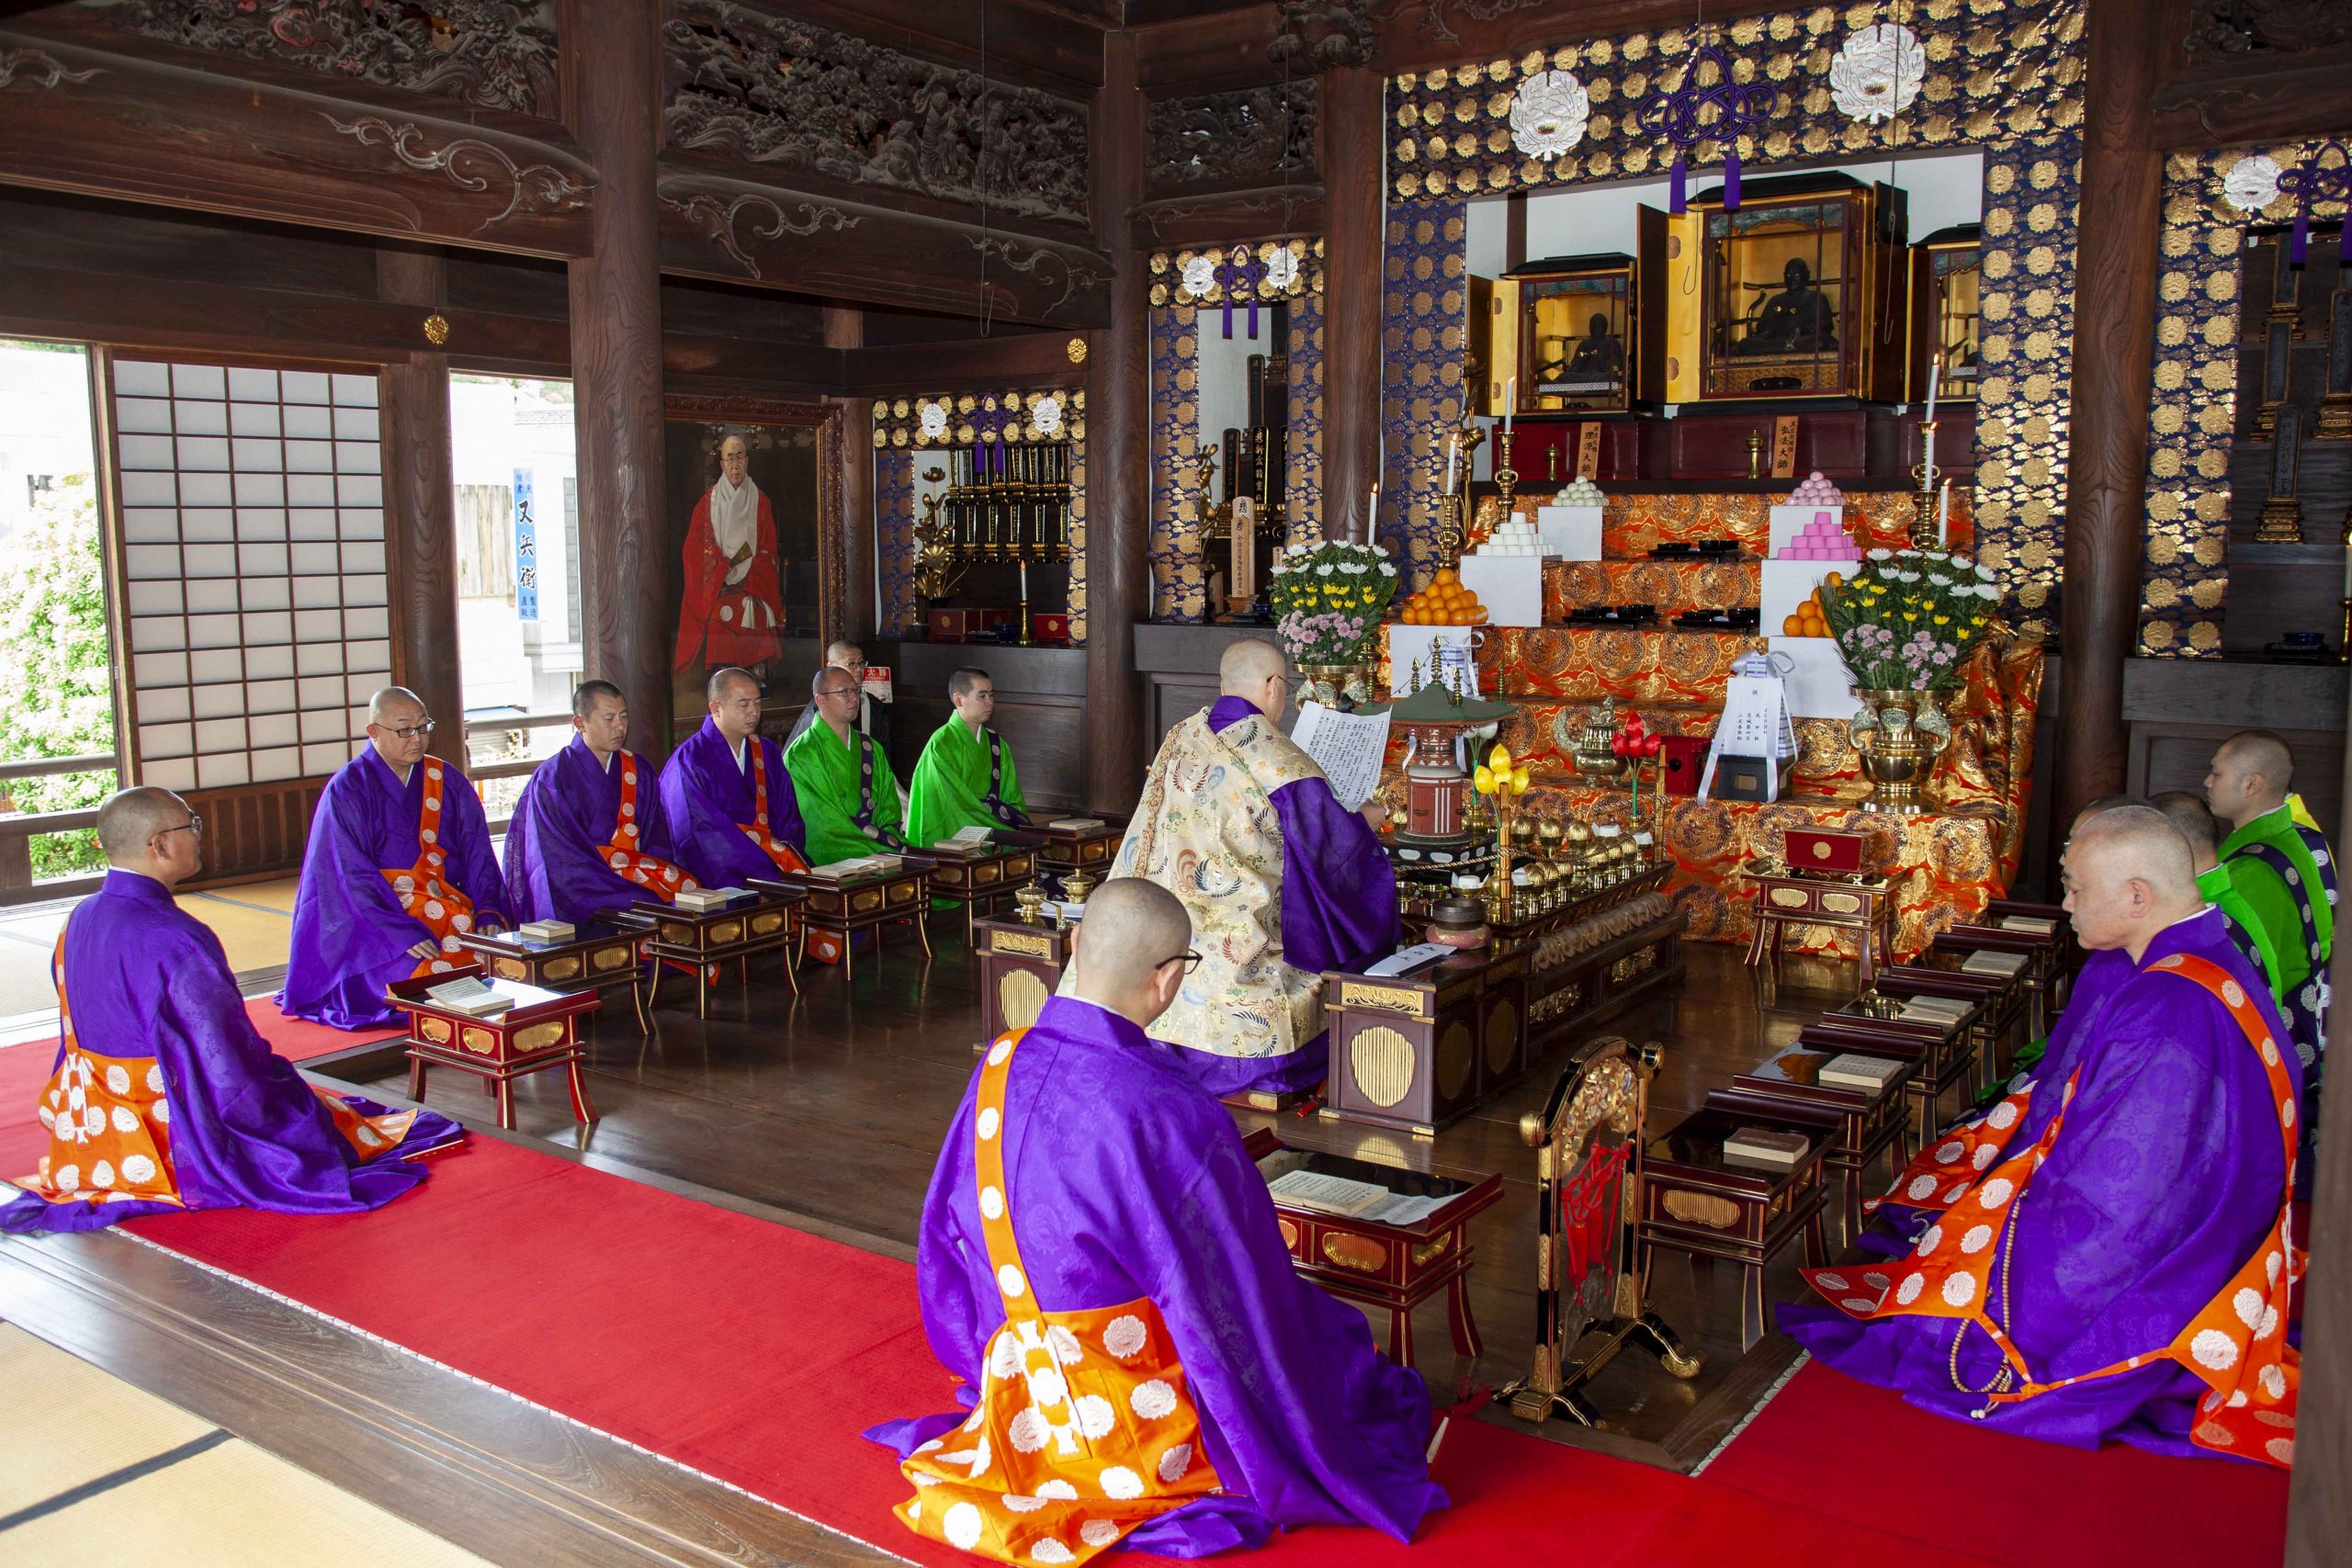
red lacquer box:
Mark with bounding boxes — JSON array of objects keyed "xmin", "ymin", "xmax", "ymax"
[
  {"xmin": 1784, "ymin": 827, "xmax": 1866, "ymax": 876},
  {"xmin": 1659, "ymin": 734, "xmax": 1710, "ymax": 796}
]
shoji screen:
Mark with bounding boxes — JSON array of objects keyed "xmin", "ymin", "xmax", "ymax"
[{"xmin": 110, "ymin": 358, "xmax": 391, "ymax": 793}]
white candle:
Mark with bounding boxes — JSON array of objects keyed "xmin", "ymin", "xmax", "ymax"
[
  {"xmin": 1444, "ymin": 434, "xmax": 1459, "ymax": 493},
  {"xmin": 1924, "ymin": 364, "xmax": 1939, "ymax": 426},
  {"xmin": 1936, "ymin": 479, "xmax": 1951, "ymax": 547},
  {"xmin": 1020, "ymin": 560, "xmax": 1029, "ymax": 598},
  {"xmin": 1367, "ymin": 483, "xmax": 1380, "ymax": 541},
  {"xmin": 1503, "ymin": 378, "xmax": 1516, "ymax": 436}
]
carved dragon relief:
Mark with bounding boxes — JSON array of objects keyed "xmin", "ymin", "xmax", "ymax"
[
  {"xmin": 322, "ymin": 113, "xmax": 591, "ymax": 231},
  {"xmin": 1145, "ymin": 80, "xmax": 1317, "ymax": 199},
  {"xmin": 1270, "ymin": 1, "xmax": 1377, "ymax": 68},
  {"xmin": 1376, "ymin": 0, "xmax": 1552, "ymax": 50},
  {"xmin": 662, "ymin": 1, "xmax": 1090, "ymax": 231},
  {"xmin": 2182, "ymin": 0, "xmax": 2351, "ymax": 58},
  {"xmin": 0, "ymin": 47, "xmax": 102, "ymax": 89},
  {"xmin": 74, "ymin": 0, "xmax": 558, "ymax": 118},
  {"xmin": 658, "ymin": 185, "xmax": 863, "ymax": 278}
]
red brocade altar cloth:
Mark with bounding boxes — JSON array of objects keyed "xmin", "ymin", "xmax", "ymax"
[{"xmin": 1378, "ymin": 630, "xmax": 2042, "ymax": 962}]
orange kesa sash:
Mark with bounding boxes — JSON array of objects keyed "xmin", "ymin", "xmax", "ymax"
[
  {"xmin": 892, "ymin": 1029, "xmax": 1224, "ymax": 1563},
  {"xmin": 379, "ymin": 758, "xmax": 475, "ymax": 978}
]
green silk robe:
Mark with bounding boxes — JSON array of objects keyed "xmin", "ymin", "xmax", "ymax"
[
  {"xmin": 782, "ymin": 716, "xmax": 906, "ymax": 865},
  {"xmin": 905, "ymin": 716, "xmax": 1028, "ymax": 848}
]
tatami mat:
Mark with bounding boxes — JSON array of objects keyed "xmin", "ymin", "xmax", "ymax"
[
  {"xmin": 176, "ymin": 882, "xmax": 300, "ymax": 974},
  {"xmin": 0, "ymin": 878, "xmax": 302, "ymax": 1042},
  {"xmin": 0, "ymin": 1325, "xmax": 214, "ymax": 1514},
  {"xmin": 0, "ymin": 1322, "xmax": 490, "ymax": 1567}
]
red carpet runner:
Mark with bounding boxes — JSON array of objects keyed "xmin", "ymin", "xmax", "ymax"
[{"xmin": 0, "ymin": 1007, "xmax": 2290, "ymax": 1567}]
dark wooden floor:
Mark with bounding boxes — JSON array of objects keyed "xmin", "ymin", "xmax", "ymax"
[
  {"xmin": 331, "ymin": 920, "xmax": 1864, "ymax": 1466},
  {"xmin": 0, "ymin": 918, "xmax": 1896, "ymax": 1567}
]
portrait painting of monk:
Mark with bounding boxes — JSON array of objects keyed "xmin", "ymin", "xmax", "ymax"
[{"xmin": 664, "ymin": 417, "xmax": 820, "ymax": 718}]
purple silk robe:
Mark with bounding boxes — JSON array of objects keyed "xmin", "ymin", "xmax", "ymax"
[
  {"xmin": 654, "ymin": 716, "xmax": 806, "ymax": 888},
  {"xmin": 866, "ymin": 996, "xmax": 1446, "ymax": 1552},
  {"xmin": 1178, "ymin": 697, "xmax": 1400, "ymax": 1099},
  {"xmin": 503, "ymin": 737, "xmax": 690, "ymax": 923},
  {"xmin": 4, "ymin": 870, "xmax": 459, "ymax": 1233},
  {"xmin": 1785, "ymin": 908, "xmax": 2296, "ymax": 1457},
  {"xmin": 278, "ymin": 750, "xmax": 508, "ymax": 1030}
]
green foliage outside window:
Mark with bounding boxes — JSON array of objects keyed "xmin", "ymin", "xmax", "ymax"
[{"xmin": 0, "ymin": 472, "xmax": 118, "ymax": 877}]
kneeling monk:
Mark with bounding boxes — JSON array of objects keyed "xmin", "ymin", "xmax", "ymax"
[
  {"xmin": 1784, "ymin": 807, "xmax": 2301, "ymax": 1466},
  {"xmin": 905, "ymin": 665, "xmax": 1029, "ymax": 847},
  {"xmin": 505, "ymin": 681, "xmax": 699, "ymax": 921},
  {"xmin": 656, "ymin": 665, "xmax": 808, "ymax": 887},
  {"xmin": 1113, "ymin": 638, "xmax": 1397, "ymax": 1097},
  {"xmin": 280, "ymin": 686, "xmax": 510, "ymax": 1029},
  {"xmin": 5, "ymin": 789, "xmax": 459, "ymax": 1233},
  {"xmin": 866, "ymin": 878, "xmax": 1445, "ymax": 1561}
]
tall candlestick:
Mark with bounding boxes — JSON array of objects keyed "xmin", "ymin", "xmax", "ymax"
[
  {"xmin": 1924, "ymin": 363, "xmax": 1939, "ymax": 426},
  {"xmin": 1935, "ymin": 479, "xmax": 1951, "ymax": 547}
]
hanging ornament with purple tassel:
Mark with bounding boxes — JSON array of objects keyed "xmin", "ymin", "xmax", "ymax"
[
  {"xmin": 1636, "ymin": 22, "xmax": 1775, "ymax": 216},
  {"xmin": 1210, "ymin": 247, "xmax": 1270, "ymax": 340},
  {"xmin": 2278, "ymin": 141, "xmax": 2351, "ymax": 268}
]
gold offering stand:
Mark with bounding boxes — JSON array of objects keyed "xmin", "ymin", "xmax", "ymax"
[
  {"xmin": 1434, "ymin": 420, "xmax": 1487, "ymax": 570},
  {"xmin": 1498, "ymin": 1036, "xmax": 1702, "ymax": 1427}
]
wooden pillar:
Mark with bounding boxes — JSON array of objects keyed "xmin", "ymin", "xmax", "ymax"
[
  {"xmin": 824, "ymin": 305, "xmax": 873, "ymax": 645},
  {"xmin": 1086, "ymin": 30, "xmax": 1149, "ymax": 811},
  {"xmin": 1318, "ymin": 63, "xmax": 1383, "ymax": 546},
  {"xmin": 561, "ymin": 0, "xmax": 671, "ymax": 756},
  {"xmin": 377, "ymin": 244, "xmax": 462, "ymax": 754},
  {"xmin": 2296, "ymin": 711, "xmax": 2352, "ymax": 1563},
  {"xmin": 2052, "ymin": 0, "xmax": 2162, "ymax": 830}
]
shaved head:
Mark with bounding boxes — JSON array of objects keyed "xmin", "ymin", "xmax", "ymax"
[
  {"xmin": 2148, "ymin": 790, "xmax": 2222, "ymax": 869},
  {"xmin": 368, "ymin": 686, "xmax": 424, "ymax": 725},
  {"xmin": 1219, "ymin": 637, "xmax": 1287, "ymax": 694},
  {"xmin": 826, "ymin": 640, "xmax": 864, "ymax": 666},
  {"xmin": 96, "ymin": 785, "xmax": 192, "ymax": 863},
  {"xmin": 1068, "ymin": 878, "xmax": 1193, "ymax": 1022},
  {"xmin": 2070, "ymin": 794, "xmax": 2146, "ymax": 835},
  {"xmin": 707, "ymin": 666, "xmax": 757, "ymax": 705},
  {"xmin": 2207, "ymin": 729, "xmax": 2295, "ymax": 830},
  {"xmin": 2063, "ymin": 804, "xmax": 2203, "ymax": 955}
]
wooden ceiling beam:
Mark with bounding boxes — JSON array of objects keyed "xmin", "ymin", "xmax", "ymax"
[
  {"xmin": 841, "ymin": 332, "xmax": 1086, "ymax": 395},
  {"xmin": 657, "ymin": 170, "xmax": 1114, "ymax": 332},
  {"xmin": 0, "ymin": 32, "xmax": 596, "ymax": 259}
]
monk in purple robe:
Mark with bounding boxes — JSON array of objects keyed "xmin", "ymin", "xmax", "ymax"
[
  {"xmin": 1114, "ymin": 638, "xmax": 1398, "ymax": 1100},
  {"xmin": 279, "ymin": 686, "xmax": 511, "ymax": 1030},
  {"xmin": 656, "ymin": 665, "xmax": 808, "ymax": 887},
  {"xmin": 5, "ymin": 788, "xmax": 459, "ymax": 1234},
  {"xmin": 1786, "ymin": 807, "xmax": 2301, "ymax": 1464},
  {"xmin": 866, "ymin": 878, "xmax": 1444, "ymax": 1559},
  {"xmin": 504, "ymin": 681, "xmax": 698, "ymax": 923}
]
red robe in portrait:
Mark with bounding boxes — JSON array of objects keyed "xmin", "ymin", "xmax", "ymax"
[{"xmin": 673, "ymin": 477, "xmax": 786, "ymax": 671}]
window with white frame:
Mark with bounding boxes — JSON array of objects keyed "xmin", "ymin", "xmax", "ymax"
[{"xmin": 112, "ymin": 358, "xmax": 390, "ymax": 792}]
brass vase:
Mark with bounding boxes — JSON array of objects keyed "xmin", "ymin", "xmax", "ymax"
[
  {"xmin": 1847, "ymin": 687, "xmax": 1952, "ymax": 814},
  {"xmin": 1296, "ymin": 660, "xmax": 1376, "ymax": 709}
]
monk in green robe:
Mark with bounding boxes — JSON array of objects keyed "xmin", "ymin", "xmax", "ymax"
[
  {"xmin": 905, "ymin": 667, "xmax": 1029, "ymax": 848},
  {"xmin": 2151, "ymin": 791, "xmax": 2283, "ymax": 1000},
  {"xmin": 783, "ymin": 664, "xmax": 908, "ymax": 867}
]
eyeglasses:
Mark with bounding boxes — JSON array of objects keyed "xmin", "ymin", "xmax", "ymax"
[
  {"xmin": 1155, "ymin": 950, "xmax": 1204, "ymax": 976},
  {"xmin": 378, "ymin": 720, "xmax": 436, "ymax": 741},
  {"xmin": 820, "ymin": 686, "xmax": 860, "ymax": 701},
  {"xmin": 153, "ymin": 816, "xmax": 203, "ymax": 842}
]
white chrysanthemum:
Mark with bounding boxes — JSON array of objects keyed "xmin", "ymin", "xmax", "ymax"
[
  {"xmin": 2190, "ymin": 1329, "xmax": 2239, "ymax": 1371},
  {"xmin": 1009, "ymin": 1406, "xmax": 1049, "ymax": 1453},
  {"xmin": 2259, "ymin": 1363, "xmax": 2287, "ymax": 1400},
  {"xmin": 1074, "ymin": 1393, "xmax": 1117, "ymax": 1438},
  {"xmin": 2222, "ymin": 154, "xmax": 2283, "ymax": 214},
  {"xmin": 1180, "ymin": 254, "xmax": 1218, "ymax": 298},
  {"xmin": 1509, "ymin": 68, "xmax": 1590, "ymax": 160},
  {"xmin": 944, "ymin": 1501, "xmax": 986, "ymax": 1551},
  {"xmin": 1978, "ymin": 1178, "xmax": 2015, "ymax": 1209},
  {"xmin": 1988, "ymin": 1101, "xmax": 2018, "ymax": 1130},
  {"xmin": 1831, "ymin": 23, "xmax": 1925, "ymax": 123},
  {"xmin": 1815, "ymin": 1271, "xmax": 1849, "ymax": 1292},
  {"xmin": 1961, "ymin": 1224, "xmax": 1994, "ymax": 1255},
  {"xmin": 1100, "ymin": 1465, "xmax": 1145, "ymax": 1500},
  {"xmin": 1933, "ymin": 1141, "xmax": 1964, "ymax": 1165},
  {"xmin": 1941, "ymin": 1272, "xmax": 1976, "ymax": 1307},
  {"xmin": 1047, "ymin": 1325, "xmax": 1084, "ymax": 1366},
  {"xmin": 1003, "ymin": 1494, "xmax": 1049, "ymax": 1514},
  {"xmin": 1868, "ymin": 547, "xmax": 1894, "ymax": 560},
  {"xmin": 1158, "ymin": 1442, "xmax": 1193, "ymax": 1483},
  {"xmin": 1035, "ymin": 1480, "xmax": 1080, "ymax": 1501},
  {"xmin": 1907, "ymin": 1173, "xmax": 1939, "ymax": 1201},
  {"xmin": 1029, "ymin": 1368, "xmax": 1069, "ymax": 1407},
  {"xmin": 1896, "ymin": 1271, "xmax": 1927, "ymax": 1305},
  {"xmin": 997, "ymin": 1262, "xmax": 1026, "ymax": 1298},
  {"xmin": 111, "ymin": 1105, "xmax": 139, "ymax": 1134},
  {"xmin": 1264, "ymin": 246, "xmax": 1299, "ymax": 291},
  {"xmin": 1031, "ymin": 1540, "xmax": 1074, "ymax": 1564},
  {"xmin": 1130, "ymin": 1379, "xmax": 1178, "ymax": 1420},
  {"xmin": 1104, "ymin": 1315, "xmax": 1149, "ymax": 1359},
  {"xmin": 1031, "ymin": 395, "xmax": 1066, "ymax": 437},
  {"xmin": 1081, "ymin": 1518, "xmax": 1123, "ymax": 1547},
  {"xmin": 120, "ymin": 1154, "xmax": 156, "ymax": 1185}
]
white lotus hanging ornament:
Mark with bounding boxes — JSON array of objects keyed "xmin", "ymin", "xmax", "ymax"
[
  {"xmin": 917, "ymin": 400, "xmax": 950, "ymax": 442},
  {"xmin": 2222, "ymin": 154, "xmax": 2283, "ymax": 215},
  {"xmin": 1030, "ymin": 394, "xmax": 1065, "ymax": 438},
  {"xmin": 1829, "ymin": 22, "xmax": 1925, "ymax": 125},
  {"xmin": 1263, "ymin": 244, "xmax": 1299, "ymax": 292},
  {"xmin": 1510, "ymin": 69, "xmax": 1589, "ymax": 162},
  {"xmin": 1180, "ymin": 254, "xmax": 1219, "ymax": 300}
]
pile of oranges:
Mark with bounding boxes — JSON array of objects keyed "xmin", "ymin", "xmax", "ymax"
[
  {"xmin": 1781, "ymin": 572, "xmax": 1840, "ymax": 637},
  {"xmin": 1398, "ymin": 568, "xmax": 1489, "ymax": 626}
]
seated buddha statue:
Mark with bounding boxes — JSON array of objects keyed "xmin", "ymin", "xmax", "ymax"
[
  {"xmin": 1735, "ymin": 257, "xmax": 1840, "ymax": 356},
  {"xmin": 1565, "ymin": 311, "xmax": 1624, "ymax": 378}
]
